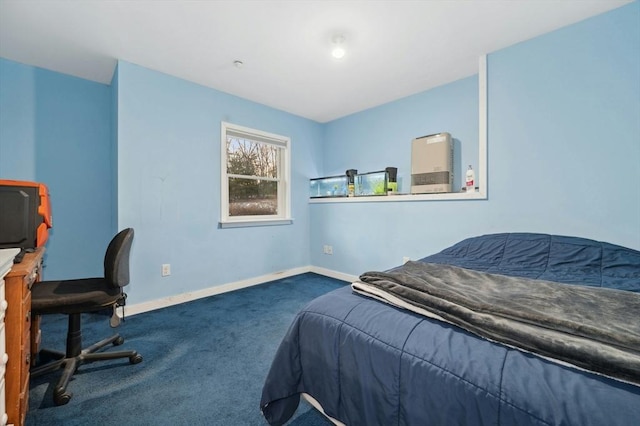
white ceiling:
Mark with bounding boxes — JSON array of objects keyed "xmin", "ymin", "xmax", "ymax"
[{"xmin": 0, "ymin": 0, "xmax": 631, "ymax": 123}]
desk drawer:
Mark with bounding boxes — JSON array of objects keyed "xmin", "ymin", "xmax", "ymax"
[
  {"xmin": 27, "ymin": 263, "xmax": 40, "ymax": 288},
  {"xmin": 23, "ymin": 292, "xmax": 31, "ymax": 330},
  {"xmin": 21, "ymin": 293, "xmax": 31, "ymax": 388},
  {"xmin": 23, "ymin": 268, "xmax": 37, "ymax": 294},
  {"xmin": 20, "ymin": 331, "xmax": 30, "ymax": 387}
]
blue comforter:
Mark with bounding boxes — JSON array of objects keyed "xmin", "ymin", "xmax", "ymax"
[{"xmin": 260, "ymin": 233, "xmax": 640, "ymax": 425}]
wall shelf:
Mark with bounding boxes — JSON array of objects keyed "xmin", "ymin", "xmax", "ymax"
[
  {"xmin": 310, "ymin": 55, "xmax": 488, "ymax": 206},
  {"xmin": 309, "ymin": 191, "xmax": 486, "ymax": 203}
]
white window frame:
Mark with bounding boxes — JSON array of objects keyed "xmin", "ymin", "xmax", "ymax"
[{"xmin": 220, "ymin": 122, "xmax": 292, "ymax": 228}]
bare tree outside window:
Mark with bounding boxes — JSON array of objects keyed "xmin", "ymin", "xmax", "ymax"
[
  {"xmin": 227, "ymin": 137, "xmax": 280, "ymax": 216},
  {"xmin": 221, "ymin": 123, "xmax": 290, "ymax": 226}
]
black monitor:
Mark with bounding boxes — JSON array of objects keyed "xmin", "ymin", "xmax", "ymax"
[{"xmin": 0, "ymin": 180, "xmax": 52, "ymax": 249}]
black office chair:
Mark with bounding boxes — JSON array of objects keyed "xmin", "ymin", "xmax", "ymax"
[{"xmin": 30, "ymin": 228, "xmax": 143, "ymax": 406}]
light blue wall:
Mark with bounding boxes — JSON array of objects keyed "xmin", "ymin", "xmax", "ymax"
[
  {"xmin": 313, "ymin": 75, "xmax": 479, "ymax": 274},
  {"xmin": 0, "ymin": 59, "xmax": 113, "ymax": 279},
  {"xmin": 0, "ymin": 59, "xmax": 37, "ymax": 178},
  {"xmin": 322, "ymin": 75, "xmax": 479, "ymax": 192},
  {"xmin": 1, "ymin": 1, "xmax": 637, "ymax": 301},
  {"xmin": 311, "ymin": 1, "xmax": 640, "ymax": 276},
  {"xmin": 487, "ymin": 1, "xmax": 639, "ymax": 250},
  {"xmin": 115, "ymin": 61, "xmax": 323, "ymax": 305}
]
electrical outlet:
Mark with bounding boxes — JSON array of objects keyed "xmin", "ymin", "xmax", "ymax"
[
  {"xmin": 161, "ymin": 263, "xmax": 171, "ymax": 277},
  {"xmin": 323, "ymin": 245, "xmax": 333, "ymax": 255}
]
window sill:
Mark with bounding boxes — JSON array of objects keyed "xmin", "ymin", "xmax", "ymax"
[
  {"xmin": 219, "ymin": 218, "xmax": 294, "ymax": 228},
  {"xmin": 309, "ymin": 191, "xmax": 486, "ymax": 203}
]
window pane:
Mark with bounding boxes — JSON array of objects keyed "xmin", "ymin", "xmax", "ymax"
[
  {"xmin": 228, "ymin": 178, "xmax": 278, "ymax": 216},
  {"xmin": 227, "ymin": 138, "xmax": 278, "ymax": 178}
]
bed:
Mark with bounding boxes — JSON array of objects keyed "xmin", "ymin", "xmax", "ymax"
[{"xmin": 260, "ymin": 233, "xmax": 640, "ymax": 426}]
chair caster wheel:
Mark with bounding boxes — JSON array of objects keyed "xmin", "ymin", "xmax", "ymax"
[
  {"xmin": 130, "ymin": 353, "xmax": 143, "ymax": 364},
  {"xmin": 54, "ymin": 392, "xmax": 72, "ymax": 406},
  {"xmin": 113, "ymin": 336, "xmax": 124, "ymax": 346}
]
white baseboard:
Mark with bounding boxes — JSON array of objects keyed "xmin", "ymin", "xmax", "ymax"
[
  {"xmin": 123, "ymin": 265, "xmax": 353, "ymax": 317},
  {"xmin": 309, "ymin": 266, "xmax": 358, "ymax": 283}
]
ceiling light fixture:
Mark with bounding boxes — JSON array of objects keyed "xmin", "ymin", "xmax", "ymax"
[{"xmin": 331, "ymin": 35, "xmax": 346, "ymax": 59}]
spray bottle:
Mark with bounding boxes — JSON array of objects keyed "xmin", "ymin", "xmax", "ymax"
[{"xmin": 465, "ymin": 165, "xmax": 475, "ymax": 193}]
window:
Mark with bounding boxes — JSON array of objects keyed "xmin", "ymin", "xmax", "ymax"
[{"xmin": 220, "ymin": 122, "xmax": 291, "ymax": 227}]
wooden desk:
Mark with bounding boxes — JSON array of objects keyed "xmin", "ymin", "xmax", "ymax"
[{"xmin": 5, "ymin": 248, "xmax": 43, "ymax": 426}]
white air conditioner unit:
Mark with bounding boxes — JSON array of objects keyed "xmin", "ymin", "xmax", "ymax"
[{"xmin": 411, "ymin": 132, "xmax": 453, "ymax": 194}]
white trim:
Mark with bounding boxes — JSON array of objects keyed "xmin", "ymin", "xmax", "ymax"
[
  {"xmin": 122, "ymin": 266, "xmax": 352, "ymax": 317},
  {"xmin": 478, "ymin": 54, "xmax": 488, "ymax": 199},
  {"xmin": 219, "ymin": 218, "xmax": 293, "ymax": 228},
  {"xmin": 225, "ymin": 123, "xmax": 288, "ymax": 147},
  {"xmin": 220, "ymin": 121, "xmax": 292, "ymax": 226},
  {"xmin": 309, "ymin": 266, "xmax": 358, "ymax": 283},
  {"xmin": 310, "ymin": 191, "xmax": 484, "ymax": 203},
  {"xmin": 124, "ymin": 266, "xmax": 313, "ymax": 317},
  {"xmin": 221, "ymin": 122, "xmax": 229, "ymax": 220}
]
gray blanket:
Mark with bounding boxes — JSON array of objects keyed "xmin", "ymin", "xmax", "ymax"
[{"xmin": 355, "ymin": 262, "xmax": 640, "ymax": 385}]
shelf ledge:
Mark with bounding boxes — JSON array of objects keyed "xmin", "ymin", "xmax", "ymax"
[{"xmin": 309, "ymin": 191, "xmax": 486, "ymax": 203}]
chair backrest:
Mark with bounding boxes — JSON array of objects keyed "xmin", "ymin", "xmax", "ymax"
[{"xmin": 104, "ymin": 228, "xmax": 134, "ymax": 288}]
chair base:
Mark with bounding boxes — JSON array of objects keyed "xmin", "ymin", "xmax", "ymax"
[{"xmin": 31, "ymin": 314, "xmax": 143, "ymax": 406}]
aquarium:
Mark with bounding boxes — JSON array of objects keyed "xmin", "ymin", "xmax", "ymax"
[
  {"xmin": 355, "ymin": 170, "xmax": 388, "ymax": 196},
  {"xmin": 309, "ymin": 175, "xmax": 349, "ymax": 198}
]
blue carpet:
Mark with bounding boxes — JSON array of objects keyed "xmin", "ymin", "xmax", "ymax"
[{"xmin": 26, "ymin": 273, "xmax": 346, "ymax": 425}]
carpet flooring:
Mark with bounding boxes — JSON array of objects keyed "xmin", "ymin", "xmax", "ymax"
[{"xmin": 26, "ymin": 272, "xmax": 345, "ymax": 425}]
